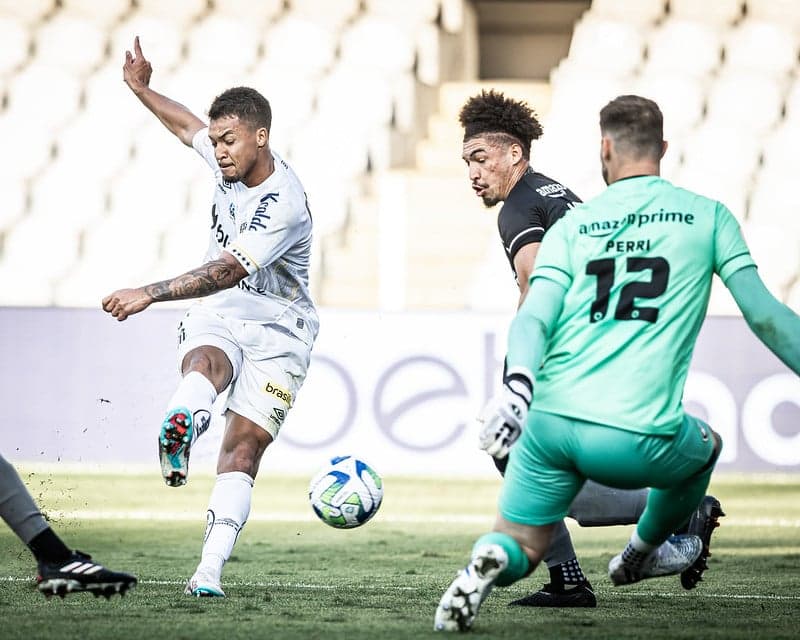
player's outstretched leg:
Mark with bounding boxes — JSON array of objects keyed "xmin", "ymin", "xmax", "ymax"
[
  {"xmin": 608, "ymin": 533, "xmax": 702, "ymax": 586},
  {"xmin": 37, "ymin": 550, "xmax": 137, "ymax": 599},
  {"xmin": 159, "ymin": 407, "xmax": 193, "ymax": 487},
  {"xmin": 434, "ymin": 544, "xmax": 508, "ymax": 632},
  {"xmin": 680, "ymin": 495, "xmax": 725, "ymax": 589}
]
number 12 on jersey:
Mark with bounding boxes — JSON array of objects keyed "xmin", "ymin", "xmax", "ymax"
[{"xmin": 586, "ymin": 257, "xmax": 670, "ymax": 323}]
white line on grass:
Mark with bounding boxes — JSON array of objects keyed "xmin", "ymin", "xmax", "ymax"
[
  {"xmin": 1, "ymin": 576, "xmax": 799, "ymax": 600},
  {"xmin": 39, "ymin": 510, "xmax": 800, "ymax": 527}
]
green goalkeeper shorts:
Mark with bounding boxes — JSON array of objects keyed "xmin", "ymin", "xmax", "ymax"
[{"xmin": 499, "ymin": 409, "xmax": 717, "ymax": 526}]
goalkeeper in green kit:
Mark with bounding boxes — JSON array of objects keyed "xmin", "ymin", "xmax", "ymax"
[{"xmin": 434, "ymin": 94, "xmax": 800, "ymax": 632}]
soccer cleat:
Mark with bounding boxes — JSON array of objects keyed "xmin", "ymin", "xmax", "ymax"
[
  {"xmin": 159, "ymin": 407, "xmax": 193, "ymax": 487},
  {"xmin": 185, "ymin": 570, "xmax": 225, "ymax": 598},
  {"xmin": 680, "ymin": 496, "xmax": 725, "ymax": 590},
  {"xmin": 434, "ymin": 544, "xmax": 507, "ymax": 632},
  {"xmin": 37, "ymin": 551, "xmax": 137, "ymax": 599},
  {"xmin": 508, "ymin": 580, "xmax": 597, "ymax": 607},
  {"xmin": 609, "ymin": 534, "xmax": 703, "ymax": 586}
]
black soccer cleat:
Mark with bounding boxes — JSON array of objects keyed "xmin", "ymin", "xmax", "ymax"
[
  {"xmin": 680, "ymin": 495, "xmax": 725, "ymax": 590},
  {"xmin": 508, "ymin": 580, "xmax": 597, "ymax": 608},
  {"xmin": 37, "ymin": 551, "xmax": 138, "ymax": 599}
]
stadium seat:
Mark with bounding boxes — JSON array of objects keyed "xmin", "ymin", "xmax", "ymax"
[
  {"xmin": 339, "ymin": 15, "xmax": 417, "ymax": 77},
  {"xmin": 740, "ymin": 222, "xmax": 800, "ymax": 298},
  {"xmin": 290, "ymin": 113, "xmax": 370, "ymax": 180},
  {"xmin": 781, "ymin": 79, "xmax": 800, "ymax": 127},
  {"xmin": 2, "ymin": 211, "xmax": 82, "ymax": 283},
  {"xmin": 186, "ymin": 15, "xmax": 260, "ymax": 71},
  {"xmin": 635, "ymin": 73, "xmax": 706, "ymax": 140},
  {"xmin": 110, "ymin": 15, "xmax": 186, "ymax": 72},
  {"xmin": 364, "ymin": 0, "xmax": 440, "ymax": 27},
  {"xmin": 212, "ymin": 0, "xmax": 284, "ymax": 24},
  {"xmin": 704, "ymin": 71, "xmax": 784, "ymax": 136},
  {"xmin": 59, "ymin": 0, "xmax": 131, "ymax": 27},
  {"xmin": 0, "ymin": 113, "xmax": 54, "ymax": 181},
  {"xmin": 81, "ymin": 214, "xmax": 161, "ymax": 277},
  {"xmin": 723, "ymin": 20, "xmax": 799, "ymax": 78},
  {"xmin": 748, "ymin": 171, "xmax": 800, "ymax": 235},
  {"xmin": 0, "ymin": 181, "xmax": 25, "ymax": 233},
  {"xmin": 672, "ymin": 166, "xmax": 750, "ymax": 224},
  {"xmin": 55, "ymin": 111, "xmax": 133, "ymax": 182},
  {"xmin": 162, "ymin": 67, "xmax": 252, "ymax": 124},
  {"xmin": 132, "ymin": 0, "xmax": 207, "ymax": 25},
  {"xmin": 246, "ymin": 63, "xmax": 316, "ymax": 144},
  {"xmin": 642, "ymin": 19, "xmax": 723, "ymax": 77},
  {"xmin": 316, "ymin": 66, "xmax": 396, "ymax": 134},
  {"xmin": 83, "ymin": 62, "xmax": 153, "ymax": 129},
  {"xmin": 566, "ymin": 16, "xmax": 646, "ymax": 76},
  {"xmin": 107, "ymin": 164, "xmax": 190, "ymax": 233},
  {"xmin": 588, "ymin": 0, "xmax": 666, "ymax": 25},
  {"xmin": 0, "ymin": 0, "xmax": 54, "ymax": 25},
  {"xmin": 5, "ymin": 63, "xmax": 83, "ymax": 132},
  {"xmin": 289, "ymin": 0, "xmax": 360, "ymax": 30},
  {"xmin": 747, "ymin": 0, "xmax": 800, "ymax": 30},
  {"xmin": 680, "ymin": 123, "xmax": 762, "ymax": 185},
  {"xmin": 28, "ymin": 163, "xmax": 108, "ymax": 229},
  {"xmin": 0, "ymin": 17, "xmax": 30, "ymax": 75},
  {"xmin": 759, "ymin": 122, "xmax": 800, "ymax": 175},
  {"xmin": 0, "ymin": 264, "xmax": 55, "ymax": 305},
  {"xmin": 260, "ymin": 16, "xmax": 337, "ymax": 79},
  {"xmin": 668, "ymin": 0, "xmax": 743, "ymax": 25},
  {"xmin": 34, "ymin": 14, "xmax": 107, "ymax": 74}
]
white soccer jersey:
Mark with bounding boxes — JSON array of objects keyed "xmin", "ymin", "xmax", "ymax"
[{"xmin": 191, "ymin": 128, "xmax": 319, "ymax": 344}]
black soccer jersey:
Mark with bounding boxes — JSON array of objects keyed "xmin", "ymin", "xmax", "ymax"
[{"xmin": 497, "ymin": 168, "xmax": 581, "ymax": 276}]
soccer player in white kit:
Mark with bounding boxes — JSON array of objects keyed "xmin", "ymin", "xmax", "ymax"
[{"xmin": 102, "ymin": 38, "xmax": 319, "ymax": 597}]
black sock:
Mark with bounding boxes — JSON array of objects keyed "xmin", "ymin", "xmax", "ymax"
[
  {"xmin": 28, "ymin": 528, "xmax": 72, "ymax": 564},
  {"xmin": 549, "ymin": 557, "xmax": 586, "ymax": 590}
]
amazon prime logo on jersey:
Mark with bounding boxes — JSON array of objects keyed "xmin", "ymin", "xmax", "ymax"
[
  {"xmin": 536, "ymin": 183, "xmax": 568, "ymax": 198},
  {"xmin": 248, "ymin": 192, "xmax": 279, "ymax": 231}
]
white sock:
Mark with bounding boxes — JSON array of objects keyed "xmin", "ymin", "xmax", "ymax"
[
  {"xmin": 197, "ymin": 471, "xmax": 254, "ymax": 579},
  {"xmin": 166, "ymin": 371, "xmax": 217, "ymax": 443},
  {"xmin": 621, "ymin": 530, "xmax": 658, "ymax": 569}
]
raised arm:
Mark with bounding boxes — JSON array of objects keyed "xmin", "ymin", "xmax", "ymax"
[
  {"xmin": 123, "ymin": 36, "xmax": 205, "ymax": 146},
  {"xmin": 726, "ymin": 266, "xmax": 800, "ymax": 374}
]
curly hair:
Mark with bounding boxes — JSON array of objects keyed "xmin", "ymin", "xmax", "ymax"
[
  {"xmin": 208, "ymin": 86, "xmax": 272, "ymax": 132},
  {"xmin": 459, "ymin": 90, "xmax": 544, "ymax": 158}
]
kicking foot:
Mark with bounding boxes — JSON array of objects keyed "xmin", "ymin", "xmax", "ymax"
[
  {"xmin": 609, "ymin": 534, "xmax": 703, "ymax": 586},
  {"xmin": 37, "ymin": 551, "xmax": 137, "ymax": 599},
  {"xmin": 681, "ymin": 495, "xmax": 725, "ymax": 589},
  {"xmin": 508, "ymin": 580, "xmax": 596, "ymax": 607},
  {"xmin": 434, "ymin": 544, "xmax": 507, "ymax": 632},
  {"xmin": 159, "ymin": 407, "xmax": 193, "ymax": 487}
]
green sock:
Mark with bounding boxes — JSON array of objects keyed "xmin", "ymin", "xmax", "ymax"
[{"xmin": 473, "ymin": 532, "xmax": 530, "ymax": 587}]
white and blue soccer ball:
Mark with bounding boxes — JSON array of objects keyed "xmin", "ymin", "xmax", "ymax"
[{"xmin": 308, "ymin": 455, "xmax": 384, "ymax": 529}]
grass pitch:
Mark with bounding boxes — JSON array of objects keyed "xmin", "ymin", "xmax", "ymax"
[{"xmin": 1, "ymin": 470, "xmax": 798, "ymax": 639}]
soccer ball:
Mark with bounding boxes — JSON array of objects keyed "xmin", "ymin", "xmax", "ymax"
[{"xmin": 308, "ymin": 455, "xmax": 383, "ymax": 529}]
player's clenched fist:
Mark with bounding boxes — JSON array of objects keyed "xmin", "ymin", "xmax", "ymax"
[{"xmin": 102, "ymin": 288, "xmax": 153, "ymax": 322}]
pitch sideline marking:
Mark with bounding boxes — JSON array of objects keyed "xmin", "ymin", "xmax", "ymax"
[
  {"xmin": 37, "ymin": 510, "xmax": 800, "ymax": 527},
  {"xmin": 1, "ymin": 576, "xmax": 798, "ymax": 601}
]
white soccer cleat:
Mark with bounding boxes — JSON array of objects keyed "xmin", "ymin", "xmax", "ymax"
[
  {"xmin": 185, "ymin": 569, "xmax": 225, "ymax": 598},
  {"xmin": 609, "ymin": 534, "xmax": 703, "ymax": 586},
  {"xmin": 434, "ymin": 544, "xmax": 508, "ymax": 632}
]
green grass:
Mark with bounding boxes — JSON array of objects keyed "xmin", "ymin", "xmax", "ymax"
[{"xmin": 1, "ymin": 471, "xmax": 798, "ymax": 639}]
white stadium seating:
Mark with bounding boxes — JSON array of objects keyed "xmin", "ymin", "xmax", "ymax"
[{"xmin": 0, "ymin": 0, "xmax": 798, "ymax": 313}]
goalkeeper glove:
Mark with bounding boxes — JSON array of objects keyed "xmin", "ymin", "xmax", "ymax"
[{"xmin": 477, "ymin": 372, "xmax": 533, "ymax": 460}]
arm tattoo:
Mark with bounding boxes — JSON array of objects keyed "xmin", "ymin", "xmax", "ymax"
[{"xmin": 145, "ymin": 259, "xmax": 242, "ymax": 302}]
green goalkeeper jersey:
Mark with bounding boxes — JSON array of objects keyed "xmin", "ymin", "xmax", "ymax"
[{"xmin": 528, "ymin": 175, "xmax": 755, "ymax": 436}]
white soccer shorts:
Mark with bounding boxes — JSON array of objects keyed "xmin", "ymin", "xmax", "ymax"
[{"xmin": 176, "ymin": 305, "xmax": 311, "ymax": 438}]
